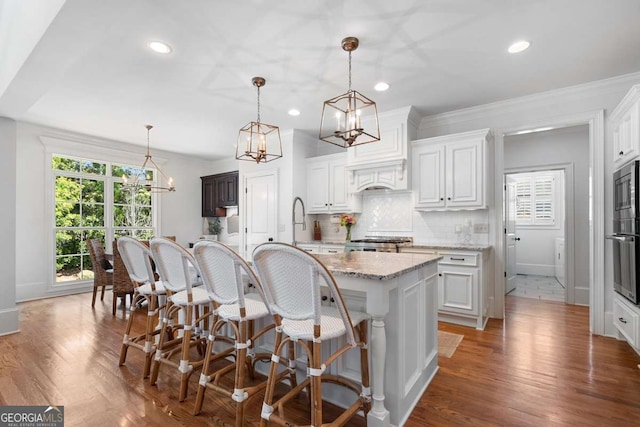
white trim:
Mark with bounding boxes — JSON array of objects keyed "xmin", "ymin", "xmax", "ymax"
[
  {"xmin": 419, "ymin": 72, "xmax": 640, "ymax": 132},
  {"xmin": 494, "ymin": 111, "xmax": 604, "ymax": 335},
  {"xmin": 0, "ymin": 307, "xmax": 19, "ymax": 336}
]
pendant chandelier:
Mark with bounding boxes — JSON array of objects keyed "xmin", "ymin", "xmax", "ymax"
[
  {"xmin": 319, "ymin": 36, "xmax": 380, "ymax": 148},
  {"xmin": 122, "ymin": 125, "xmax": 175, "ymax": 193},
  {"xmin": 235, "ymin": 77, "xmax": 282, "ymax": 163}
]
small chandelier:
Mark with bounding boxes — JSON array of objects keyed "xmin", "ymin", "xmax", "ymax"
[
  {"xmin": 122, "ymin": 125, "xmax": 175, "ymax": 193},
  {"xmin": 319, "ymin": 36, "xmax": 380, "ymax": 148},
  {"xmin": 236, "ymin": 77, "xmax": 282, "ymax": 163}
]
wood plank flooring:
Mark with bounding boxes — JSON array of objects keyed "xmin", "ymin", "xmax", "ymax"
[{"xmin": 1, "ymin": 293, "xmax": 639, "ymax": 426}]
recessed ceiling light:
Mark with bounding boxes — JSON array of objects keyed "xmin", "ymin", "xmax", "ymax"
[
  {"xmin": 149, "ymin": 41, "xmax": 172, "ymax": 54},
  {"xmin": 374, "ymin": 82, "xmax": 389, "ymax": 92},
  {"xmin": 288, "ymin": 109, "xmax": 300, "ymax": 116},
  {"xmin": 507, "ymin": 40, "xmax": 530, "ymax": 54}
]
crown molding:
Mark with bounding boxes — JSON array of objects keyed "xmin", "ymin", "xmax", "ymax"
[{"xmin": 419, "ymin": 71, "xmax": 640, "ymax": 131}]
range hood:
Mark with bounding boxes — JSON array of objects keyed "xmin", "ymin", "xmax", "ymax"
[
  {"xmin": 345, "ymin": 106, "xmax": 418, "ymax": 193},
  {"xmin": 346, "ymin": 159, "xmax": 407, "ymax": 192}
]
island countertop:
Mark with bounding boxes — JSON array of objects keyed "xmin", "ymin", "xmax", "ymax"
[{"xmin": 316, "ymin": 251, "xmax": 441, "ymax": 281}]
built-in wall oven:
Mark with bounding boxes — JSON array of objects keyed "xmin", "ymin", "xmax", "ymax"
[{"xmin": 608, "ymin": 160, "xmax": 640, "ymax": 304}]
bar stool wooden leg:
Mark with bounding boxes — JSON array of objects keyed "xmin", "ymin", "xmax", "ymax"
[
  {"xmin": 142, "ymin": 294, "xmax": 158, "ymax": 378},
  {"xmin": 178, "ymin": 304, "xmax": 194, "ymax": 402}
]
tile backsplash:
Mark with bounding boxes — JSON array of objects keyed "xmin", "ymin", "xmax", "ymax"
[{"xmin": 310, "ymin": 189, "xmax": 490, "ymax": 244}]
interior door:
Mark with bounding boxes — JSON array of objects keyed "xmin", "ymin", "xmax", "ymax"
[
  {"xmin": 505, "ymin": 175, "xmax": 518, "ymax": 294},
  {"xmin": 244, "ymin": 170, "xmax": 277, "ymax": 262}
]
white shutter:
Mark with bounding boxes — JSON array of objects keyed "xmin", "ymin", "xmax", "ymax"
[
  {"xmin": 515, "ymin": 179, "xmax": 532, "ymax": 223},
  {"xmin": 534, "ymin": 177, "xmax": 554, "ymax": 224}
]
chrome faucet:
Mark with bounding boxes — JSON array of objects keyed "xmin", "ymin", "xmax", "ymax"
[{"xmin": 292, "ymin": 196, "xmax": 306, "ymax": 246}]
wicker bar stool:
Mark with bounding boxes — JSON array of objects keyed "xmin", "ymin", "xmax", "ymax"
[
  {"xmin": 192, "ymin": 241, "xmax": 297, "ymax": 426},
  {"xmin": 252, "ymin": 242, "xmax": 371, "ymax": 427},
  {"xmin": 116, "ymin": 237, "xmax": 167, "ymax": 378},
  {"xmin": 149, "ymin": 237, "xmax": 211, "ymax": 402}
]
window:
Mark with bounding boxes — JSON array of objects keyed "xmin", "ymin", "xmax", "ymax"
[
  {"xmin": 53, "ymin": 155, "xmax": 156, "ymax": 284},
  {"xmin": 514, "ymin": 174, "xmax": 556, "ymax": 226}
]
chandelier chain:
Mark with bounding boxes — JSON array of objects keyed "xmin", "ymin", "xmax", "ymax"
[
  {"xmin": 348, "ymin": 50, "xmax": 352, "ymax": 92},
  {"xmin": 256, "ymin": 84, "xmax": 261, "ymax": 123}
]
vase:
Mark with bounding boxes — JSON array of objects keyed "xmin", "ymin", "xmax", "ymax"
[{"xmin": 345, "ymin": 225, "xmax": 352, "ymax": 241}]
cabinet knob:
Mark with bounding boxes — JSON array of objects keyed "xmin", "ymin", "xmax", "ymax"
[
  {"xmin": 447, "ymin": 197, "xmax": 451, "ymax": 201},
  {"xmin": 438, "ymin": 273, "xmax": 442, "ymax": 277},
  {"xmin": 619, "ymin": 150, "xmax": 624, "ymax": 156},
  {"xmin": 330, "ymin": 297, "xmax": 335, "ymax": 303},
  {"xmin": 440, "ymin": 197, "xmax": 444, "ymax": 201},
  {"xmin": 325, "ymin": 203, "xmax": 328, "ymax": 206},
  {"xmin": 248, "ymin": 283, "xmax": 254, "ymax": 288},
  {"xmin": 619, "ymin": 317, "xmax": 628, "ymax": 324},
  {"xmin": 515, "ymin": 237, "xmax": 521, "ymax": 241},
  {"xmin": 322, "ymin": 296, "xmax": 328, "ymax": 301}
]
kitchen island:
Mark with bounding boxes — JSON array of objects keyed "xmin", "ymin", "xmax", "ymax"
[{"xmin": 316, "ymin": 251, "xmax": 441, "ymax": 427}]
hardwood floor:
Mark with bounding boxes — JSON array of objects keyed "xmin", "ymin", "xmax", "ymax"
[{"xmin": 1, "ymin": 293, "xmax": 639, "ymax": 426}]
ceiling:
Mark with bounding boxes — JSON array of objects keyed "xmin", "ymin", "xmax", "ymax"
[{"xmin": 1, "ymin": 0, "xmax": 640, "ymax": 160}]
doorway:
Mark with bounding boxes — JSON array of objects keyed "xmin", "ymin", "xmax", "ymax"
[
  {"xmin": 501, "ymin": 125, "xmax": 589, "ymax": 309},
  {"xmin": 505, "ymin": 169, "xmax": 567, "ymax": 303}
]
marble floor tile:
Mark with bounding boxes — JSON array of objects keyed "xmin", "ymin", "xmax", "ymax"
[{"xmin": 507, "ymin": 274, "xmax": 565, "ymax": 302}]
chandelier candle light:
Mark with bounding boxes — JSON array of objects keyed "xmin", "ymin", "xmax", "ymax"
[
  {"xmin": 340, "ymin": 213, "xmax": 356, "ymax": 241},
  {"xmin": 235, "ymin": 77, "xmax": 283, "ymax": 163},
  {"xmin": 122, "ymin": 125, "xmax": 175, "ymax": 193},
  {"xmin": 320, "ymin": 36, "xmax": 380, "ymax": 148}
]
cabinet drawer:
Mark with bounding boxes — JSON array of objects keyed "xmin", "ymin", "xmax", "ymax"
[
  {"xmin": 297, "ymin": 244, "xmax": 320, "ymax": 253},
  {"xmin": 320, "ymin": 245, "xmax": 344, "ymax": 254},
  {"xmin": 613, "ymin": 294, "xmax": 639, "ymax": 348},
  {"xmin": 438, "ymin": 252, "xmax": 478, "ymax": 267}
]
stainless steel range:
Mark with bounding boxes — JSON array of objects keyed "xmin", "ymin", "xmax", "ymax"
[{"xmin": 344, "ymin": 236, "xmax": 413, "ymax": 253}]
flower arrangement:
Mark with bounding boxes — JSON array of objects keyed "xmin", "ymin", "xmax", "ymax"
[
  {"xmin": 340, "ymin": 214, "xmax": 356, "ymax": 241},
  {"xmin": 340, "ymin": 214, "xmax": 356, "ymax": 227}
]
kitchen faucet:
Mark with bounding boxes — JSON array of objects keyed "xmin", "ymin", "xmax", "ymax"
[{"xmin": 292, "ymin": 196, "xmax": 306, "ymax": 246}]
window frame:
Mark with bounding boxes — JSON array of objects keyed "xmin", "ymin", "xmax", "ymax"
[{"xmin": 43, "ymin": 136, "xmax": 164, "ymax": 289}]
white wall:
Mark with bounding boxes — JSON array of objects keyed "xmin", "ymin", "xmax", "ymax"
[
  {"xmin": 14, "ymin": 121, "xmax": 213, "ymax": 302},
  {"xmin": 0, "ymin": 117, "xmax": 18, "ymax": 335},
  {"xmin": 419, "ymin": 71, "xmax": 640, "ymax": 333}
]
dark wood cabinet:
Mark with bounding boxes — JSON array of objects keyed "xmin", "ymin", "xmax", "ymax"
[{"xmin": 201, "ymin": 171, "xmax": 238, "ymax": 217}]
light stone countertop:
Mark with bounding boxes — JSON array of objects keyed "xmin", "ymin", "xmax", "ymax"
[{"xmin": 316, "ymin": 251, "xmax": 441, "ymax": 281}]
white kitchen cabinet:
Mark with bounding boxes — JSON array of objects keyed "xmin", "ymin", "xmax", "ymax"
[
  {"xmin": 611, "ymin": 85, "xmax": 640, "ymax": 168},
  {"xmin": 412, "ymin": 128, "xmax": 491, "ymax": 210},
  {"xmin": 296, "ymin": 243, "xmax": 320, "ymax": 253},
  {"xmin": 613, "ymin": 292, "xmax": 639, "ymax": 352},
  {"xmin": 399, "ymin": 246, "xmax": 489, "ymax": 330},
  {"xmin": 307, "ymin": 153, "xmax": 361, "ymax": 214},
  {"xmin": 319, "ymin": 244, "xmax": 344, "ymax": 254}
]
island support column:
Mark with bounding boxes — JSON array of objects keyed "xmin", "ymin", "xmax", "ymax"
[{"xmin": 368, "ymin": 314, "xmax": 390, "ymax": 426}]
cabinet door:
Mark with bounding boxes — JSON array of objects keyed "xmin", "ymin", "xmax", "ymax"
[
  {"xmin": 329, "ymin": 161, "xmax": 350, "ymax": 212},
  {"xmin": 307, "ymin": 161, "xmax": 330, "ymax": 213},
  {"xmin": 446, "ymin": 138, "xmax": 484, "ymax": 208},
  {"xmin": 201, "ymin": 175, "xmax": 216, "ymax": 217},
  {"xmin": 413, "ymin": 144, "xmax": 445, "ymax": 208},
  {"xmin": 438, "ymin": 265, "xmax": 478, "ymax": 315},
  {"xmin": 225, "ymin": 172, "xmax": 238, "ymax": 206},
  {"xmin": 613, "ymin": 101, "xmax": 640, "ymax": 167}
]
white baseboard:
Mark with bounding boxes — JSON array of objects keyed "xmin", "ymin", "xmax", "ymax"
[
  {"xmin": 17, "ymin": 281, "xmax": 92, "ymax": 302},
  {"xmin": 0, "ymin": 307, "xmax": 19, "ymax": 336},
  {"xmin": 574, "ymin": 287, "xmax": 590, "ymax": 306},
  {"xmin": 516, "ymin": 263, "xmax": 555, "ymax": 277}
]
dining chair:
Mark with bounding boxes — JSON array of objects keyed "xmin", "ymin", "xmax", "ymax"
[
  {"xmin": 117, "ymin": 236, "xmax": 167, "ymax": 378},
  {"xmin": 87, "ymin": 238, "xmax": 113, "ymax": 308},
  {"xmin": 192, "ymin": 240, "xmax": 297, "ymax": 426},
  {"xmin": 149, "ymin": 237, "xmax": 211, "ymax": 402},
  {"xmin": 252, "ymin": 242, "xmax": 371, "ymax": 427},
  {"xmin": 111, "ymin": 240, "xmax": 135, "ymax": 315}
]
